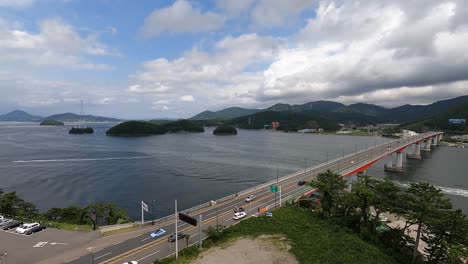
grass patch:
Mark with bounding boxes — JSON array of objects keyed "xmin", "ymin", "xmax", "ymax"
[
  {"xmin": 43, "ymin": 221, "xmax": 94, "ymax": 232},
  {"xmin": 102, "ymin": 224, "xmax": 139, "ymax": 236},
  {"xmin": 157, "ymin": 206, "xmax": 401, "ymax": 264}
]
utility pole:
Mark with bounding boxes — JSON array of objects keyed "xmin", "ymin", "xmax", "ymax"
[
  {"xmin": 175, "ymin": 199, "xmax": 178, "ymax": 259},
  {"xmin": 304, "ymin": 158, "xmax": 306, "ymax": 172},
  {"xmin": 235, "ymin": 175, "xmax": 238, "ymax": 197},
  {"xmin": 198, "ymin": 215, "xmax": 202, "ymax": 249},
  {"xmin": 152, "ymin": 200, "xmax": 155, "ymax": 225},
  {"xmin": 279, "ymin": 186, "xmax": 282, "ymax": 207}
]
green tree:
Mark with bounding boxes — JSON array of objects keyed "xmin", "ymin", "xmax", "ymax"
[
  {"xmin": 402, "ymin": 183, "xmax": 452, "ymax": 264},
  {"xmin": 308, "ymin": 170, "xmax": 348, "ymax": 215},
  {"xmin": 0, "ymin": 192, "xmax": 23, "ymax": 217},
  {"xmin": 423, "ymin": 209, "xmax": 468, "ymax": 263},
  {"xmin": 371, "ymin": 179, "xmax": 400, "ymax": 229},
  {"xmin": 350, "ymin": 174, "xmax": 378, "ymax": 227}
]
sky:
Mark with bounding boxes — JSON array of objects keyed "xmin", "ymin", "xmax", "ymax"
[{"xmin": 1, "ymin": 0, "xmax": 468, "ymax": 119}]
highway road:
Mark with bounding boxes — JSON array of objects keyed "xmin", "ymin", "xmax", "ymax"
[{"xmin": 66, "ymin": 132, "xmax": 442, "ymax": 264}]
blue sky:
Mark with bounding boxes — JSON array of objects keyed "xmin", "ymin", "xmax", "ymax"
[{"xmin": 1, "ymin": 0, "xmax": 467, "ymax": 119}]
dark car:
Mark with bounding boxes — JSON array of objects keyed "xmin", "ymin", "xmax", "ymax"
[
  {"xmin": 26, "ymin": 224, "xmax": 46, "ymax": 235},
  {"xmin": 298, "ymin": 181, "xmax": 307, "ymax": 186},
  {"xmin": 233, "ymin": 207, "xmax": 245, "ymax": 213},
  {"xmin": 168, "ymin": 232, "xmax": 186, "ymax": 242},
  {"xmin": 1, "ymin": 220, "xmax": 23, "ymax": 230}
]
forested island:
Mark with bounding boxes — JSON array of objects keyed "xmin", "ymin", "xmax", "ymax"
[
  {"xmin": 106, "ymin": 120, "xmax": 204, "ymax": 136},
  {"xmin": 213, "ymin": 125, "xmax": 237, "ymax": 135},
  {"xmin": 69, "ymin": 127, "xmax": 94, "ymax": 134},
  {"xmin": 40, "ymin": 119, "xmax": 64, "ymax": 126}
]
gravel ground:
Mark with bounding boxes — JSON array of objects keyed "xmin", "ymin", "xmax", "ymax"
[{"xmin": 192, "ymin": 235, "xmax": 298, "ymax": 264}]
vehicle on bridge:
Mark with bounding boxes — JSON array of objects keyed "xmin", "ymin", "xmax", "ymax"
[
  {"xmin": 298, "ymin": 181, "xmax": 307, "ymax": 186},
  {"xmin": 234, "ymin": 207, "xmax": 245, "ymax": 213},
  {"xmin": 245, "ymin": 195, "xmax": 255, "ymax": 202},
  {"xmin": 150, "ymin": 228, "xmax": 166, "ymax": 239},
  {"xmin": 233, "ymin": 212, "xmax": 247, "ymax": 220},
  {"xmin": 122, "ymin": 261, "xmax": 138, "ymax": 264},
  {"xmin": 168, "ymin": 232, "xmax": 186, "ymax": 242}
]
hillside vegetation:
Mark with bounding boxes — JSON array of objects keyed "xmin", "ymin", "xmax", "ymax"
[
  {"xmin": 227, "ymin": 111, "xmax": 340, "ymax": 131},
  {"xmin": 106, "ymin": 121, "xmax": 167, "ymax": 136},
  {"xmin": 40, "ymin": 119, "xmax": 64, "ymax": 126},
  {"xmin": 402, "ymin": 101, "xmax": 468, "ymax": 133},
  {"xmin": 106, "ymin": 120, "xmax": 204, "ymax": 136}
]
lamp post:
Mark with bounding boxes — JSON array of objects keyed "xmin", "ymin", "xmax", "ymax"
[
  {"xmin": 235, "ymin": 175, "xmax": 238, "ymax": 197},
  {"xmin": 304, "ymin": 158, "xmax": 307, "ymax": 172},
  {"xmin": 152, "ymin": 200, "xmax": 155, "ymax": 225}
]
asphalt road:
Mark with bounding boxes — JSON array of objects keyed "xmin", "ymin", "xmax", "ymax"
[{"xmin": 66, "ymin": 132, "xmax": 441, "ymax": 264}]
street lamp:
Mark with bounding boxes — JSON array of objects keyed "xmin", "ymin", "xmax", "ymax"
[
  {"xmin": 304, "ymin": 158, "xmax": 307, "ymax": 172},
  {"xmin": 152, "ymin": 200, "xmax": 156, "ymax": 225},
  {"xmin": 235, "ymin": 175, "xmax": 238, "ymax": 197}
]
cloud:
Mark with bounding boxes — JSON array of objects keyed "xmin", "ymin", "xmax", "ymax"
[
  {"xmin": 179, "ymin": 95, "xmax": 194, "ymax": 102},
  {"xmin": 0, "ymin": 0, "xmax": 34, "ymax": 8},
  {"xmin": 140, "ymin": 0, "xmax": 225, "ymax": 37},
  {"xmin": 215, "ymin": 0, "xmax": 254, "ymax": 17},
  {"xmin": 129, "ymin": 33, "xmax": 281, "ymax": 110},
  {"xmin": 0, "ymin": 18, "xmax": 114, "ymax": 69},
  {"xmin": 256, "ymin": 0, "xmax": 468, "ymax": 105},
  {"xmin": 251, "ymin": 0, "xmax": 314, "ymax": 27}
]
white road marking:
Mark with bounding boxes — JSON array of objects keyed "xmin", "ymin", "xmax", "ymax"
[
  {"xmin": 33, "ymin": 242, "xmax": 48, "ymax": 248},
  {"xmin": 65, "ymin": 257, "xmax": 79, "ymax": 263},
  {"xmin": 94, "ymin": 252, "xmax": 112, "ymax": 260},
  {"xmin": 136, "ymin": 250, "xmax": 160, "ymax": 262},
  {"xmin": 141, "ymin": 237, "xmax": 151, "ymax": 242},
  {"xmin": 113, "ymin": 240, "xmax": 125, "ymax": 246}
]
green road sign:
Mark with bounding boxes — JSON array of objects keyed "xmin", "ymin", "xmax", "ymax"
[{"xmin": 270, "ymin": 185, "xmax": 278, "ymax": 193}]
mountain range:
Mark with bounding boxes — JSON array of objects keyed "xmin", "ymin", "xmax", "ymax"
[
  {"xmin": 190, "ymin": 95, "xmax": 468, "ymax": 125},
  {"xmin": 0, "ymin": 110, "xmax": 121, "ymax": 122}
]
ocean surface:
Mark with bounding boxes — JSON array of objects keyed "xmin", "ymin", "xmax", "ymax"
[{"xmin": 0, "ymin": 122, "xmax": 466, "ymax": 219}]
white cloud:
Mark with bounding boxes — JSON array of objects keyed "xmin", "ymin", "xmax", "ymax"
[
  {"xmin": 256, "ymin": 1, "xmax": 468, "ymax": 105},
  {"xmin": 179, "ymin": 95, "xmax": 194, "ymax": 102},
  {"xmin": 0, "ymin": 18, "xmax": 114, "ymax": 69},
  {"xmin": 215, "ymin": 0, "xmax": 254, "ymax": 17},
  {"xmin": 140, "ymin": 0, "xmax": 225, "ymax": 37},
  {"xmin": 129, "ymin": 33, "xmax": 281, "ymax": 110},
  {"xmin": 251, "ymin": 0, "xmax": 314, "ymax": 27}
]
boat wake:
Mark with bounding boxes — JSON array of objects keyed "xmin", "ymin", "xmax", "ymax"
[
  {"xmin": 12, "ymin": 156, "xmax": 156, "ymax": 163},
  {"xmin": 392, "ymin": 180, "xmax": 468, "ymax": 198}
]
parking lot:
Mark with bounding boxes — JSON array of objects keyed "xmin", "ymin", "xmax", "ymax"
[{"xmin": 0, "ymin": 224, "xmax": 100, "ymax": 264}]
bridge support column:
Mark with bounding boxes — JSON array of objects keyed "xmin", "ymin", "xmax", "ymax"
[
  {"xmin": 384, "ymin": 152, "xmax": 404, "ymax": 172},
  {"xmin": 406, "ymin": 142, "xmax": 421, "ymax": 159},
  {"xmin": 421, "ymin": 139, "xmax": 431, "ymax": 151},
  {"xmin": 431, "ymin": 136, "xmax": 438, "ymax": 146}
]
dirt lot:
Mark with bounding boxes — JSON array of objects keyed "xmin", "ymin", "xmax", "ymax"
[{"xmin": 192, "ymin": 235, "xmax": 298, "ymax": 264}]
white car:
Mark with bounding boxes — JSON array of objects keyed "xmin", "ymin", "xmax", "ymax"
[
  {"xmin": 122, "ymin": 262, "xmax": 138, "ymax": 264},
  {"xmin": 233, "ymin": 212, "xmax": 247, "ymax": 220},
  {"xmin": 16, "ymin": 223, "xmax": 40, "ymax": 234},
  {"xmin": 245, "ymin": 195, "xmax": 255, "ymax": 202}
]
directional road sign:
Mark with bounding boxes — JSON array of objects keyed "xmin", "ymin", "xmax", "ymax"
[
  {"xmin": 179, "ymin": 213, "xmax": 198, "ymax": 226},
  {"xmin": 270, "ymin": 185, "xmax": 278, "ymax": 193}
]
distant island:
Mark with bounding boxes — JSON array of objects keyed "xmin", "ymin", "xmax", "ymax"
[
  {"xmin": 213, "ymin": 125, "xmax": 237, "ymax": 135},
  {"xmin": 69, "ymin": 127, "xmax": 94, "ymax": 134},
  {"xmin": 106, "ymin": 121, "xmax": 167, "ymax": 136},
  {"xmin": 106, "ymin": 120, "xmax": 205, "ymax": 136},
  {"xmin": 40, "ymin": 119, "xmax": 64, "ymax": 126}
]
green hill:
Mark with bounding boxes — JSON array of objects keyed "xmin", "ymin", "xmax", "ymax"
[
  {"xmin": 190, "ymin": 107, "xmax": 260, "ymax": 120},
  {"xmin": 40, "ymin": 119, "xmax": 64, "ymax": 126},
  {"xmin": 0, "ymin": 110, "xmax": 43, "ymax": 122},
  {"xmin": 227, "ymin": 111, "xmax": 340, "ymax": 131},
  {"xmin": 402, "ymin": 101, "xmax": 468, "ymax": 133},
  {"xmin": 106, "ymin": 121, "xmax": 167, "ymax": 136},
  {"xmin": 213, "ymin": 125, "xmax": 237, "ymax": 135},
  {"xmin": 46, "ymin": 112, "xmax": 121, "ymax": 122},
  {"xmin": 163, "ymin": 120, "xmax": 204, "ymax": 133}
]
